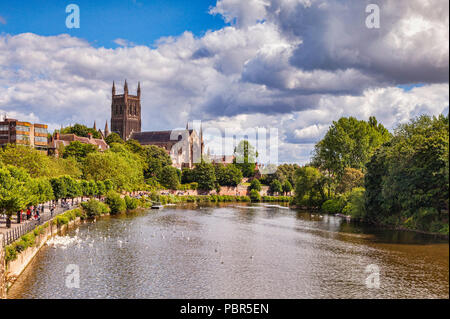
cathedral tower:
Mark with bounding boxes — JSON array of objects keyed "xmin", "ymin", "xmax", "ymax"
[{"xmin": 110, "ymin": 80, "xmax": 141, "ymax": 140}]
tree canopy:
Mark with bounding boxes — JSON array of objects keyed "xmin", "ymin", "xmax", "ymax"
[
  {"xmin": 312, "ymin": 116, "xmax": 391, "ymax": 180},
  {"xmin": 60, "ymin": 123, "xmax": 101, "ymax": 139}
]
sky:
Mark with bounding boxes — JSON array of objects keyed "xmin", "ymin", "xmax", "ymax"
[{"xmin": 0, "ymin": 0, "xmax": 448, "ymax": 164}]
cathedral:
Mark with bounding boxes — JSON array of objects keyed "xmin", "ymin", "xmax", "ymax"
[{"xmin": 106, "ymin": 81, "xmax": 203, "ymax": 169}]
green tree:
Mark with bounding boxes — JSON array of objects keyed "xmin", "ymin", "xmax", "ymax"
[
  {"xmin": 62, "ymin": 141, "xmax": 98, "ymax": 162},
  {"xmin": 0, "ymin": 144, "xmax": 82, "ymax": 178},
  {"xmin": 105, "ymin": 132, "xmax": 124, "ymax": 145},
  {"xmin": 233, "ymin": 140, "xmax": 257, "ymax": 177},
  {"xmin": 365, "ymin": 114, "xmax": 449, "ymax": 231},
  {"xmin": 336, "ymin": 167, "xmax": 364, "ymax": 194},
  {"xmin": 82, "ymin": 147, "xmax": 144, "ymax": 191},
  {"xmin": 105, "ymin": 191, "xmax": 126, "ymax": 214},
  {"xmin": 0, "ymin": 165, "xmax": 33, "ymax": 227},
  {"xmin": 159, "ymin": 166, "xmax": 180, "ymax": 190},
  {"xmin": 214, "ymin": 164, "xmax": 243, "ymax": 186},
  {"xmin": 144, "ymin": 145, "xmax": 172, "ymax": 179},
  {"xmin": 295, "ymin": 166, "xmax": 326, "ymax": 207},
  {"xmin": 50, "ymin": 177, "xmax": 67, "ymax": 202},
  {"xmin": 249, "ymin": 189, "xmax": 261, "ymax": 202},
  {"xmin": 282, "ymin": 180, "xmax": 293, "ymax": 195},
  {"xmin": 192, "ymin": 163, "xmax": 216, "ymax": 190},
  {"xmin": 312, "ymin": 116, "xmax": 391, "ymax": 189},
  {"xmin": 181, "ymin": 168, "xmax": 195, "ymax": 184},
  {"xmin": 60, "ymin": 176, "xmax": 81, "ymax": 202},
  {"xmin": 249, "ymin": 179, "xmax": 262, "ymax": 192},
  {"xmin": 96, "ymin": 180, "xmax": 106, "ymax": 197},
  {"xmin": 60, "ymin": 123, "xmax": 101, "ymax": 139},
  {"xmin": 342, "ymin": 187, "xmax": 366, "ymax": 219},
  {"xmin": 269, "ymin": 179, "xmax": 283, "ymax": 195}
]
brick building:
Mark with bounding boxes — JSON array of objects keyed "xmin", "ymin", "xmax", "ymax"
[
  {"xmin": 0, "ymin": 118, "xmax": 48, "ymax": 152},
  {"xmin": 48, "ymin": 132, "xmax": 109, "ymax": 157}
]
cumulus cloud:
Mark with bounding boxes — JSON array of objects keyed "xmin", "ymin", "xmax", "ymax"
[{"xmin": 0, "ymin": 0, "xmax": 448, "ymax": 163}]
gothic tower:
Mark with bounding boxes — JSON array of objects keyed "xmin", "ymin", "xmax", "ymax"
[{"xmin": 110, "ymin": 80, "xmax": 141, "ymax": 140}]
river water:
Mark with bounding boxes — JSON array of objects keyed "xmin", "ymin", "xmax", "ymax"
[{"xmin": 7, "ymin": 203, "xmax": 449, "ymax": 299}]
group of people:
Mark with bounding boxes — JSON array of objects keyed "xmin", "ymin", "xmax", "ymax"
[{"xmin": 16, "ymin": 203, "xmax": 58, "ymax": 223}]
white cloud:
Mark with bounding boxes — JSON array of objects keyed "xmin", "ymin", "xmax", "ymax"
[{"xmin": 0, "ymin": 1, "xmax": 448, "ymax": 163}]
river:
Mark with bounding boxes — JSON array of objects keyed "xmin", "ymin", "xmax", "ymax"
[{"xmin": 7, "ymin": 203, "xmax": 449, "ymax": 299}]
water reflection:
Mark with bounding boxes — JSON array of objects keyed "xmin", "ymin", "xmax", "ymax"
[{"xmin": 7, "ymin": 203, "xmax": 449, "ymax": 299}]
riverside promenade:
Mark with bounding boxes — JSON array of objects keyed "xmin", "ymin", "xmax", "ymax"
[{"xmin": 0, "ymin": 202, "xmax": 74, "ymax": 246}]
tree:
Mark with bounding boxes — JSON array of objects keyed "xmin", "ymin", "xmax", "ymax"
[
  {"xmin": 181, "ymin": 168, "xmax": 195, "ymax": 184},
  {"xmin": 0, "ymin": 144, "xmax": 82, "ymax": 178},
  {"xmin": 0, "ymin": 165, "xmax": 33, "ymax": 227},
  {"xmin": 105, "ymin": 191, "xmax": 126, "ymax": 215},
  {"xmin": 250, "ymin": 189, "xmax": 261, "ymax": 202},
  {"xmin": 60, "ymin": 176, "xmax": 81, "ymax": 203},
  {"xmin": 35, "ymin": 178, "xmax": 55, "ymax": 204},
  {"xmin": 282, "ymin": 180, "xmax": 293, "ymax": 195},
  {"xmin": 312, "ymin": 116, "xmax": 391, "ymax": 185},
  {"xmin": 365, "ymin": 114, "xmax": 449, "ymax": 231},
  {"xmin": 105, "ymin": 132, "xmax": 124, "ymax": 145},
  {"xmin": 233, "ymin": 140, "xmax": 257, "ymax": 177},
  {"xmin": 294, "ymin": 166, "xmax": 326, "ymax": 207},
  {"xmin": 336, "ymin": 168, "xmax": 364, "ymax": 194},
  {"xmin": 60, "ymin": 123, "xmax": 101, "ymax": 139},
  {"xmin": 274, "ymin": 164, "xmax": 300, "ymax": 186},
  {"xmin": 82, "ymin": 147, "xmax": 144, "ymax": 191},
  {"xmin": 143, "ymin": 145, "xmax": 172, "ymax": 179},
  {"xmin": 96, "ymin": 180, "xmax": 106, "ymax": 197},
  {"xmin": 214, "ymin": 164, "xmax": 243, "ymax": 186},
  {"xmin": 192, "ymin": 163, "xmax": 216, "ymax": 190},
  {"xmin": 269, "ymin": 179, "xmax": 283, "ymax": 195},
  {"xmin": 50, "ymin": 177, "xmax": 67, "ymax": 203},
  {"xmin": 62, "ymin": 141, "xmax": 98, "ymax": 162},
  {"xmin": 159, "ymin": 166, "xmax": 180, "ymax": 190},
  {"xmin": 249, "ymin": 179, "xmax": 262, "ymax": 192}
]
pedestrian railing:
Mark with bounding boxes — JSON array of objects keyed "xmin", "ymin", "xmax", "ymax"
[{"xmin": 1, "ymin": 206, "xmax": 71, "ymax": 247}]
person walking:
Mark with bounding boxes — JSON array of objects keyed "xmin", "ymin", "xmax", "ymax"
[
  {"xmin": 26, "ymin": 208, "xmax": 31, "ymax": 220},
  {"xmin": 50, "ymin": 204, "xmax": 55, "ymax": 217}
]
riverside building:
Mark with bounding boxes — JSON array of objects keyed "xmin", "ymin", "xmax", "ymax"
[{"xmin": 0, "ymin": 117, "xmax": 48, "ymax": 153}]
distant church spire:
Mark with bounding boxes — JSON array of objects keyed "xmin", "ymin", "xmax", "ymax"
[
  {"xmin": 137, "ymin": 81, "xmax": 141, "ymax": 98},
  {"xmin": 104, "ymin": 120, "xmax": 109, "ymax": 137},
  {"xmin": 124, "ymin": 79, "xmax": 128, "ymax": 94},
  {"xmin": 186, "ymin": 121, "xmax": 189, "ymax": 130},
  {"xmin": 93, "ymin": 121, "xmax": 97, "ymax": 131},
  {"xmin": 112, "ymin": 81, "xmax": 116, "ymax": 96}
]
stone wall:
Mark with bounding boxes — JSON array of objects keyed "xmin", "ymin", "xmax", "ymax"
[
  {"xmin": 5, "ymin": 217, "xmax": 81, "ymax": 293},
  {"xmin": 0, "ymin": 234, "xmax": 6, "ymax": 299},
  {"xmin": 160, "ymin": 185, "xmax": 271, "ymax": 197}
]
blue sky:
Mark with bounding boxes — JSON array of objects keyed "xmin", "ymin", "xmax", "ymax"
[{"xmin": 0, "ymin": 0, "xmax": 226, "ymax": 47}]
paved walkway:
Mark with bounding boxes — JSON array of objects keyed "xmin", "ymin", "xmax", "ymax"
[{"xmin": 0, "ymin": 202, "xmax": 76, "ymax": 236}]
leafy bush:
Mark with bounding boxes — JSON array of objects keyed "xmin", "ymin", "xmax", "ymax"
[
  {"xmin": 55, "ymin": 215, "xmax": 69, "ymax": 226},
  {"xmin": 321, "ymin": 199, "xmax": 344, "ymax": 214},
  {"xmin": 81, "ymin": 199, "xmax": 110, "ymax": 217},
  {"xmin": 249, "ymin": 179, "xmax": 262, "ymax": 192},
  {"xmin": 5, "ymin": 245, "xmax": 17, "ymax": 262},
  {"xmin": 125, "ymin": 196, "xmax": 139, "ymax": 210},
  {"xmin": 250, "ymin": 189, "xmax": 261, "ymax": 202},
  {"xmin": 105, "ymin": 191, "xmax": 126, "ymax": 214},
  {"xmin": 342, "ymin": 187, "xmax": 366, "ymax": 219}
]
